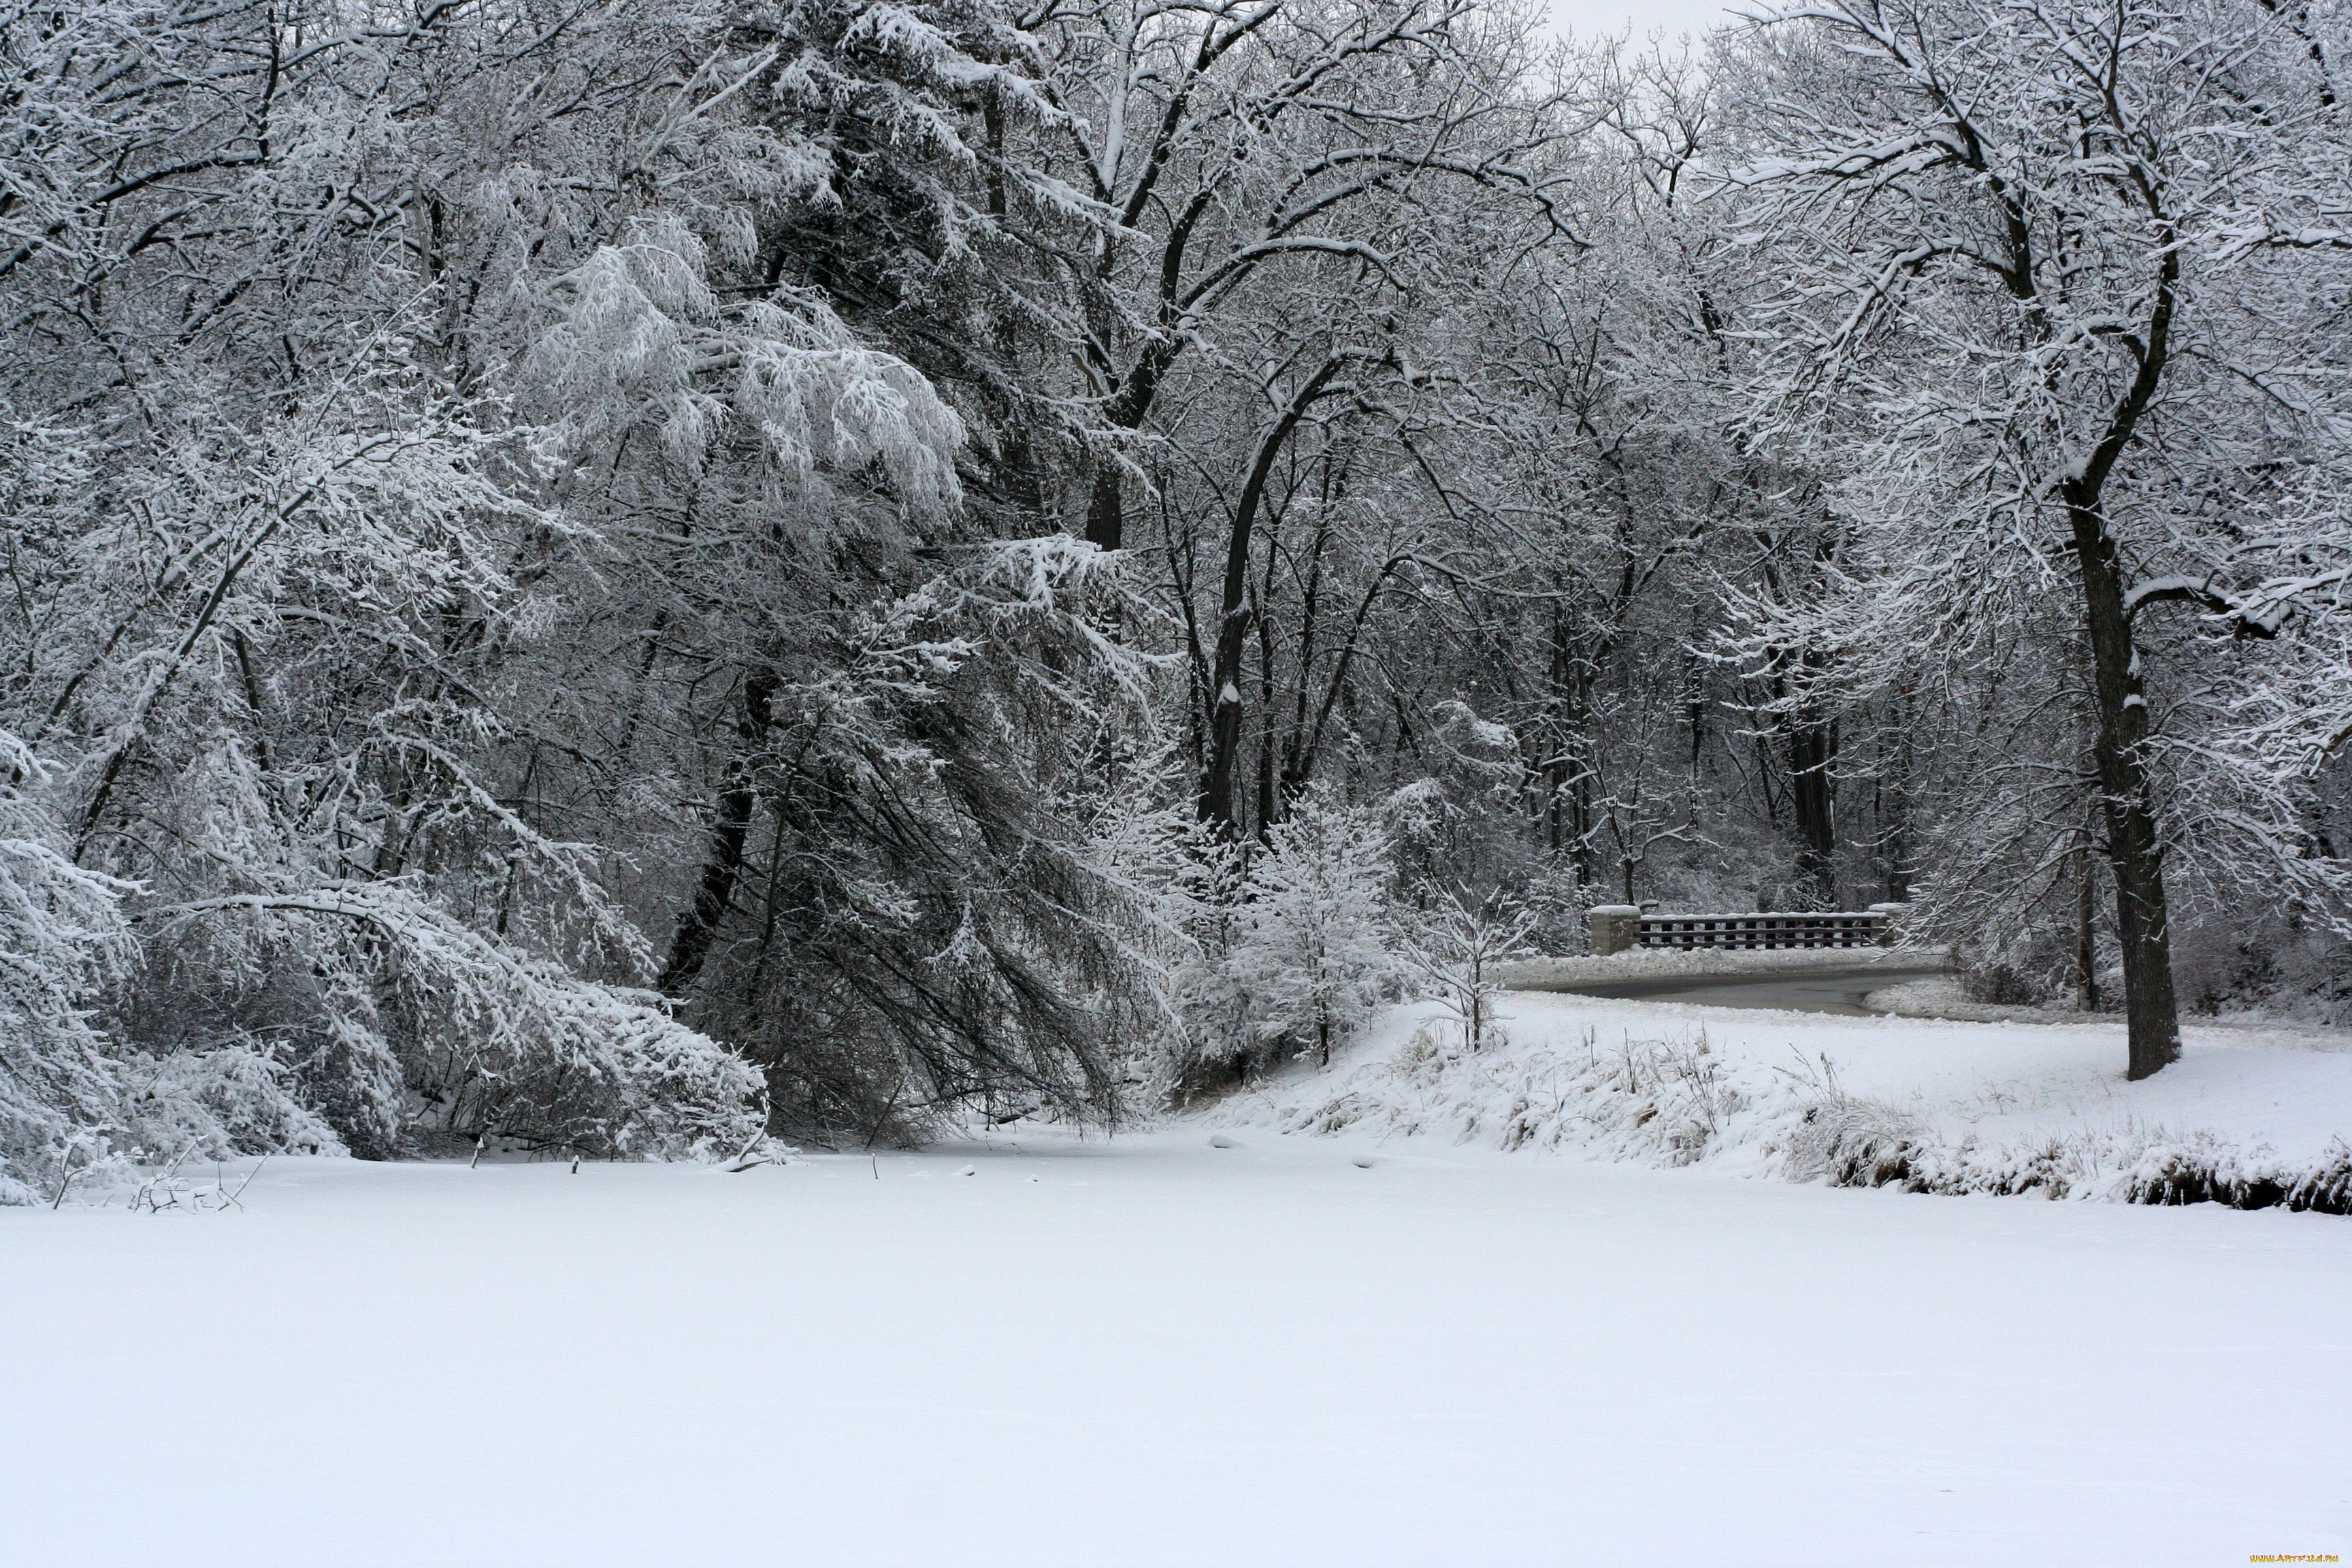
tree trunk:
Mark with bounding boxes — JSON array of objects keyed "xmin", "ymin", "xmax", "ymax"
[
  {"xmin": 2064, "ymin": 488, "xmax": 2180, "ymax": 1078},
  {"xmin": 658, "ymin": 670, "xmax": 778, "ymax": 997},
  {"xmin": 1202, "ymin": 359, "xmax": 1349, "ymax": 832},
  {"xmin": 1253, "ymin": 527, "xmax": 1282, "ymax": 840},
  {"xmin": 1880, "ymin": 691, "xmax": 1913, "ymax": 902},
  {"xmin": 1085, "ymin": 340, "xmax": 1183, "ymax": 552},
  {"xmin": 2074, "ymin": 842, "xmax": 2100, "ymax": 1014},
  {"xmin": 1786, "ymin": 712, "xmax": 1837, "ymax": 910},
  {"xmin": 1084, "ymin": 464, "xmax": 1122, "ymax": 551}
]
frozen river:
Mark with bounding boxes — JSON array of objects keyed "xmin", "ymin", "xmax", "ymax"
[{"xmin": 5, "ymin": 1130, "xmax": 2345, "ymax": 1565}]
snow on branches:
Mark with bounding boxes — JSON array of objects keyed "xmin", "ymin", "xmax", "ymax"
[
  {"xmin": 1161, "ymin": 789, "xmax": 1405, "ymax": 1076},
  {"xmin": 527, "ymin": 218, "xmax": 965, "ymax": 509},
  {"xmin": 0, "ymin": 732, "xmax": 135, "ymax": 1205}
]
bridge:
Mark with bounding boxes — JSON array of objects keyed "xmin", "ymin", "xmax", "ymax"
[{"xmin": 1587, "ymin": 904, "xmax": 1908, "ymax": 955}]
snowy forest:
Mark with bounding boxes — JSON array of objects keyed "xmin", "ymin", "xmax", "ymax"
[{"xmin": 10, "ymin": 0, "xmax": 2352, "ymax": 1198}]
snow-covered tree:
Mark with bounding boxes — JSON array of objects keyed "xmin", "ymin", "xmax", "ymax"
[
  {"xmin": 1403, "ymin": 887, "xmax": 1537, "ymax": 1054},
  {"xmin": 1226, "ymin": 788, "xmax": 1401, "ymax": 1065},
  {"xmin": 1715, "ymin": 0, "xmax": 2352, "ymax": 1074}
]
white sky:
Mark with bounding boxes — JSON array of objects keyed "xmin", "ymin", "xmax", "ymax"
[{"xmin": 1548, "ymin": 0, "xmax": 1742, "ymax": 44}]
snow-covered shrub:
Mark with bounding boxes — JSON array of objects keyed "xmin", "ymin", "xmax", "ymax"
[
  {"xmin": 1160, "ymin": 825, "xmax": 1265, "ymax": 1075},
  {"xmin": 1261, "ymin": 1020, "xmax": 1752, "ymax": 1166},
  {"xmin": 1782, "ymin": 1111, "xmax": 2352, "ymax": 1214},
  {"xmin": 1401, "ymin": 889, "xmax": 1537, "ymax": 1054},
  {"xmin": 1223, "ymin": 789, "xmax": 1403, "ymax": 1066},
  {"xmin": 1961, "ymin": 962, "xmax": 2048, "ymax": 1008},
  {"xmin": 114, "ymin": 1045, "xmax": 345, "ymax": 1166},
  {"xmin": 1224, "ymin": 1011, "xmax": 2352, "ymax": 1215},
  {"xmin": 1160, "ymin": 791, "xmax": 1404, "ymax": 1078},
  {"xmin": 2161, "ymin": 904, "xmax": 2352, "ymax": 1025},
  {"xmin": 144, "ymin": 885, "xmax": 764, "ymax": 1160},
  {"xmin": 412, "ymin": 970, "xmax": 763, "ymax": 1160},
  {"xmin": 1780, "ymin": 1095, "xmax": 1935, "ymax": 1190}
]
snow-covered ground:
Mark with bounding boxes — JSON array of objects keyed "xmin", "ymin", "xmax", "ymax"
[
  {"xmin": 5, "ymin": 1117, "xmax": 2350, "ymax": 1566},
  {"xmin": 6, "ymin": 996, "xmax": 2348, "ymax": 1565},
  {"xmin": 1218, "ymin": 991, "xmax": 2352, "ymax": 1205},
  {"xmin": 1863, "ymin": 973, "xmax": 2084, "ymax": 1024}
]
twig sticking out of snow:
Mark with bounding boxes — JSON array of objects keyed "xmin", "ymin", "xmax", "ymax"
[
  {"xmin": 123, "ymin": 1149, "xmax": 265, "ymax": 1213},
  {"xmin": 227, "ymin": 1157, "xmax": 266, "ymax": 1206}
]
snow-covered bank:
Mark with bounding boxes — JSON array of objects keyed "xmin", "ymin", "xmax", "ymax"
[
  {"xmin": 1862, "ymin": 974, "xmax": 2078, "ymax": 1024},
  {"xmin": 1213, "ymin": 992, "xmax": 2352, "ymax": 1211},
  {"xmin": 5, "ymin": 1139, "xmax": 2349, "ymax": 1566}
]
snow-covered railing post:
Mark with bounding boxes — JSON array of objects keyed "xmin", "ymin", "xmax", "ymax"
[{"xmin": 1588, "ymin": 905, "xmax": 1643, "ymax": 956}]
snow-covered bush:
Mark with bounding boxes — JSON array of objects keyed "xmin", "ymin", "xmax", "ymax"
[
  {"xmin": 140, "ymin": 885, "xmax": 765, "ymax": 1161},
  {"xmin": 1262, "ymin": 1019, "xmax": 1752, "ymax": 1165},
  {"xmin": 1224, "ymin": 789, "xmax": 1403, "ymax": 1067},
  {"xmin": 1401, "ymin": 889, "xmax": 1538, "ymax": 1054},
  {"xmin": 113, "ymin": 1045, "xmax": 345, "ymax": 1169},
  {"xmin": 1162, "ymin": 791, "xmax": 1404, "ymax": 1077},
  {"xmin": 1157, "ymin": 822, "xmax": 1260, "ymax": 1075}
]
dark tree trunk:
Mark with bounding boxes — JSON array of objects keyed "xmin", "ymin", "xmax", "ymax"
[
  {"xmin": 1959, "ymin": 121, "xmax": 2183, "ymax": 1077},
  {"xmin": 1786, "ymin": 713, "xmax": 1837, "ymax": 910},
  {"xmin": 1880, "ymin": 692, "xmax": 1913, "ymax": 902},
  {"xmin": 2075, "ymin": 842, "xmax": 2100, "ymax": 1014},
  {"xmin": 1254, "ymin": 591, "xmax": 1278, "ymax": 841},
  {"xmin": 1277, "ymin": 498, "xmax": 1335, "ymax": 816},
  {"xmin": 1202, "ymin": 359, "xmax": 1349, "ymax": 832},
  {"xmin": 1084, "ymin": 464, "xmax": 1122, "ymax": 551},
  {"xmin": 1083, "ymin": 333, "xmax": 1183, "ymax": 552},
  {"xmin": 2064, "ymin": 485, "xmax": 2181, "ymax": 1079},
  {"xmin": 658, "ymin": 671, "xmax": 778, "ymax": 998},
  {"xmin": 1545, "ymin": 598, "xmax": 1575, "ymax": 858},
  {"xmin": 1203, "ymin": 601, "xmax": 1250, "ymax": 835}
]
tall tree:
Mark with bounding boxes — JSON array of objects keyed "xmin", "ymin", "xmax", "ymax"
[{"xmin": 1722, "ymin": 0, "xmax": 2352, "ymax": 1074}]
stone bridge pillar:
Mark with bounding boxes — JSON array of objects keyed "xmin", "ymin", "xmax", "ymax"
[{"xmin": 1588, "ymin": 904, "xmax": 1643, "ymax": 956}]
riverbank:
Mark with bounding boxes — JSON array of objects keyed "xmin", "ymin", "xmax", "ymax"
[{"xmin": 1213, "ymin": 990, "xmax": 2352, "ymax": 1211}]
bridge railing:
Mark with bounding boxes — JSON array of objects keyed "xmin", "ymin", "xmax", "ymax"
[{"xmin": 1588, "ymin": 904, "xmax": 1907, "ymax": 955}]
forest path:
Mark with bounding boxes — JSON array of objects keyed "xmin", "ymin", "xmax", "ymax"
[{"xmin": 1512, "ymin": 958, "xmax": 1953, "ymax": 1016}]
